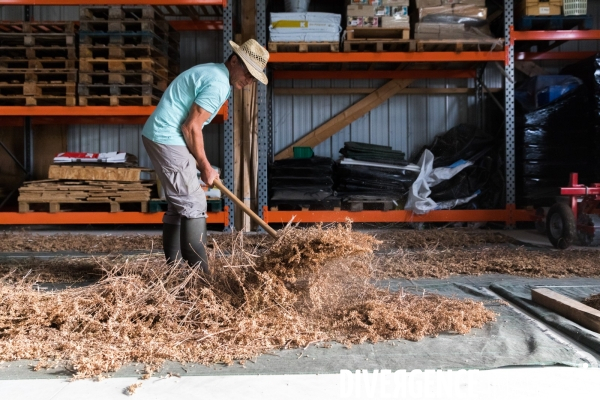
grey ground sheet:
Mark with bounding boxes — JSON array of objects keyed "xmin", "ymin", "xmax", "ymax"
[
  {"xmin": 489, "ymin": 277, "xmax": 600, "ymax": 354},
  {"xmin": 0, "ymin": 274, "xmax": 597, "ymax": 380}
]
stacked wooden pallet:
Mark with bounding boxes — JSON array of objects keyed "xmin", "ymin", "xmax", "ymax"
[
  {"xmin": 18, "ymin": 165, "xmax": 153, "ymax": 213},
  {"xmin": 78, "ymin": 5, "xmax": 179, "ymax": 106},
  {"xmin": 0, "ymin": 21, "xmax": 77, "ymax": 106}
]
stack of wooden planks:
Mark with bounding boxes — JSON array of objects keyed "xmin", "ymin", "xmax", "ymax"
[
  {"xmin": 0, "ymin": 21, "xmax": 77, "ymax": 106},
  {"xmin": 78, "ymin": 5, "xmax": 179, "ymax": 106},
  {"xmin": 18, "ymin": 165, "xmax": 153, "ymax": 213}
]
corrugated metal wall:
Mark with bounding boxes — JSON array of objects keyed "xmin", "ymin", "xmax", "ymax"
[
  {"xmin": 0, "ymin": 6, "xmax": 224, "ymax": 171},
  {"xmin": 272, "ymin": 76, "xmax": 483, "ymax": 161},
  {"xmin": 2, "ymin": 3, "xmax": 600, "ymax": 165}
]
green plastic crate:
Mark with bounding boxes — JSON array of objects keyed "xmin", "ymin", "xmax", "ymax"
[{"xmin": 293, "ymin": 146, "xmax": 313, "ymax": 159}]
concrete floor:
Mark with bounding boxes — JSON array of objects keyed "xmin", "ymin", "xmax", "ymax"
[{"xmin": 1, "ymin": 227, "xmax": 600, "ymax": 399}]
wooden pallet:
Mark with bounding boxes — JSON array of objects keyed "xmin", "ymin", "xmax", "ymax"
[
  {"xmin": 346, "ymin": 28, "xmax": 410, "ymax": 40},
  {"xmin": 268, "ymin": 41, "xmax": 339, "ymax": 53},
  {"xmin": 19, "ymin": 200, "xmax": 149, "ymax": 213},
  {"xmin": 79, "ymin": 44, "xmax": 170, "ymax": 66},
  {"xmin": 0, "ymin": 95, "xmax": 76, "ymax": 106},
  {"xmin": 79, "ymin": 31, "xmax": 170, "ymax": 48},
  {"xmin": 0, "ymin": 46, "xmax": 77, "ymax": 60},
  {"xmin": 344, "ymin": 38, "xmax": 415, "ymax": 52},
  {"xmin": 80, "ymin": 5, "xmax": 165, "ymax": 21},
  {"xmin": 79, "ymin": 58, "xmax": 169, "ymax": 77},
  {"xmin": 0, "ymin": 82, "xmax": 76, "ymax": 96},
  {"xmin": 79, "ymin": 71, "xmax": 169, "ymax": 91},
  {"xmin": 80, "ymin": 20, "xmax": 170, "ymax": 38},
  {"xmin": 0, "ymin": 21, "xmax": 77, "ymax": 34},
  {"xmin": 516, "ymin": 15, "xmax": 594, "ymax": 31},
  {"xmin": 269, "ymin": 197, "xmax": 341, "ymax": 211},
  {"xmin": 344, "ymin": 198, "xmax": 396, "ymax": 212},
  {"xmin": 0, "ymin": 69, "xmax": 78, "ymax": 83},
  {"xmin": 0, "ymin": 33, "xmax": 76, "ymax": 47},
  {"xmin": 0, "ymin": 59, "xmax": 77, "ymax": 69},
  {"xmin": 78, "ymin": 83, "xmax": 164, "ymax": 97},
  {"xmin": 19, "ymin": 179, "xmax": 152, "ymax": 213},
  {"xmin": 416, "ymin": 39, "xmax": 504, "ymax": 52},
  {"xmin": 78, "ymin": 94, "xmax": 160, "ymax": 106}
]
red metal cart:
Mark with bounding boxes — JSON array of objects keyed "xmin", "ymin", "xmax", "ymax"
[{"xmin": 546, "ymin": 173, "xmax": 600, "ymax": 249}]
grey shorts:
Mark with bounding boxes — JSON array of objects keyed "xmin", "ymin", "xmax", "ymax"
[{"xmin": 142, "ymin": 135, "xmax": 207, "ymax": 225}]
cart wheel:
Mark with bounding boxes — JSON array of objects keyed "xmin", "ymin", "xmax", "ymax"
[
  {"xmin": 577, "ymin": 213, "xmax": 600, "ymax": 247},
  {"xmin": 546, "ymin": 203, "xmax": 576, "ymax": 249}
]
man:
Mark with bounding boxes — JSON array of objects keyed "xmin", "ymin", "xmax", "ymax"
[{"xmin": 142, "ymin": 38, "xmax": 269, "ymax": 272}]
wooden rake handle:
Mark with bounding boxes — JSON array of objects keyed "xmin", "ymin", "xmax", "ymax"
[{"xmin": 212, "ymin": 179, "xmax": 279, "ymax": 239}]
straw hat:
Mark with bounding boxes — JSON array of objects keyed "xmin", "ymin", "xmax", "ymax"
[{"xmin": 229, "ymin": 38, "xmax": 269, "ymax": 85}]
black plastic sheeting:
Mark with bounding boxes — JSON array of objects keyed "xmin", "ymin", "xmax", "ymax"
[
  {"xmin": 516, "ymin": 81, "xmax": 597, "ymax": 207},
  {"xmin": 339, "ymin": 141, "xmax": 407, "ymax": 166},
  {"xmin": 412, "ymin": 124, "xmax": 504, "ymax": 210},
  {"xmin": 269, "ymin": 157, "xmax": 337, "ymax": 202},
  {"xmin": 335, "ymin": 164, "xmax": 418, "ymax": 199}
]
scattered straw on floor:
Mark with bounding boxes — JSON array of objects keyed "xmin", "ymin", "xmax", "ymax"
[
  {"xmin": 0, "ymin": 232, "xmax": 162, "ymax": 253},
  {"xmin": 374, "ymin": 247, "xmax": 600, "ymax": 279},
  {"xmin": 0, "ymin": 223, "xmax": 495, "ymax": 379},
  {"xmin": 582, "ymin": 294, "xmax": 600, "ymax": 311}
]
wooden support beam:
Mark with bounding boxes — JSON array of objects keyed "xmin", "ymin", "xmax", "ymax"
[
  {"xmin": 531, "ymin": 288, "xmax": 600, "ymax": 334},
  {"xmin": 273, "ymin": 87, "xmax": 500, "ymax": 96},
  {"xmin": 274, "ymin": 79, "xmax": 413, "ymax": 160}
]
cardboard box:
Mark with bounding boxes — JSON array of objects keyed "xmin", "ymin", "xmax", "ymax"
[
  {"xmin": 416, "ymin": 0, "xmax": 485, "ymax": 6},
  {"xmin": 374, "ymin": 5, "xmax": 409, "ymax": 17},
  {"xmin": 414, "ymin": 22, "xmax": 466, "ymax": 39},
  {"xmin": 348, "ymin": 0, "xmax": 408, "ymax": 6},
  {"xmin": 419, "ymin": 5, "xmax": 487, "ymax": 20},
  {"xmin": 347, "ymin": 4, "xmax": 375, "ymax": 17},
  {"xmin": 521, "ymin": 1, "xmax": 562, "ymax": 16},
  {"xmin": 381, "ymin": 16, "xmax": 410, "ymax": 28},
  {"xmin": 347, "ymin": 16, "xmax": 380, "ymax": 27}
]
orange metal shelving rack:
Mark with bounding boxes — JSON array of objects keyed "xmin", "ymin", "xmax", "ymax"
[
  {"xmin": 264, "ymin": 26, "xmax": 600, "ymax": 226},
  {"xmin": 0, "ymin": 0, "xmax": 228, "ymax": 226}
]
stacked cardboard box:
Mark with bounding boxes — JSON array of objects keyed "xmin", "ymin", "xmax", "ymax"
[
  {"xmin": 347, "ymin": 0, "xmax": 410, "ymax": 30},
  {"xmin": 520, "ymin": 0, "xmax": 563, "ymax": 16},
  {"xmin": 414, "ymin": 0, "xmax": 492, "ymax": 40}
]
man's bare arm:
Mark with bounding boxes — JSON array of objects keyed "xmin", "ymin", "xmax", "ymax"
[{"xmin": 181, "ymin": 103, "xmax": 219, "ymax": 186}]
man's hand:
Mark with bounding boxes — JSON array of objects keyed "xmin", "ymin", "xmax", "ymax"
[{"xmin": 200, "ymin": 165, "xmax": 219, "ymax": 187}]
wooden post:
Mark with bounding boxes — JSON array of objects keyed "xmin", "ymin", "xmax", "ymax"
[{"xmin": 531, "ymin": 288, "xmax": 600, "ymax": 334}]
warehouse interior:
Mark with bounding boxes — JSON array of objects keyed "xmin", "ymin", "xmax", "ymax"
[{"xmin": 1, "ymin": 0, "xmax": 600, "ymax": 399}]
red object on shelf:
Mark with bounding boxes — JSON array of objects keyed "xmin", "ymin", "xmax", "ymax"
[
  {"xmin": 0, "ymin": 103, "xmax": 228, "ymax": 125},
  {"xmin": 0, "ymin": 207, "xmax": 229, "ymax": 226}
]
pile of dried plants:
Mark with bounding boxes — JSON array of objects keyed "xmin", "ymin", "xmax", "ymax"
[{"xmin": 0, "ymin": 223, "xmax": 495, "ymax": 379}]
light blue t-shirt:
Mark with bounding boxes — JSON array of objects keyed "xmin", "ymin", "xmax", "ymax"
[{"xmin": 142, "ymin": 63, "xmax": 231, "ymax": 146}]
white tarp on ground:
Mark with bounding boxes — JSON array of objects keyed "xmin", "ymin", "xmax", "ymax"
[
  {"xmin": 269, "ymin": 12, "xmax": 341, "ymax": 42},
  {"xmin": 405, "ymin": 149, "xmax": 477, "ymax": 214}
]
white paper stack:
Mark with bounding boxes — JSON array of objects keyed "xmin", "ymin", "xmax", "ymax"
[
  {"xmin": 269, "ymin": 12, "xmax": 342, "ymax": 42},
  {"xmin": 53, "ymin": 152, "xmax": 128, "ymax": 163}
]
